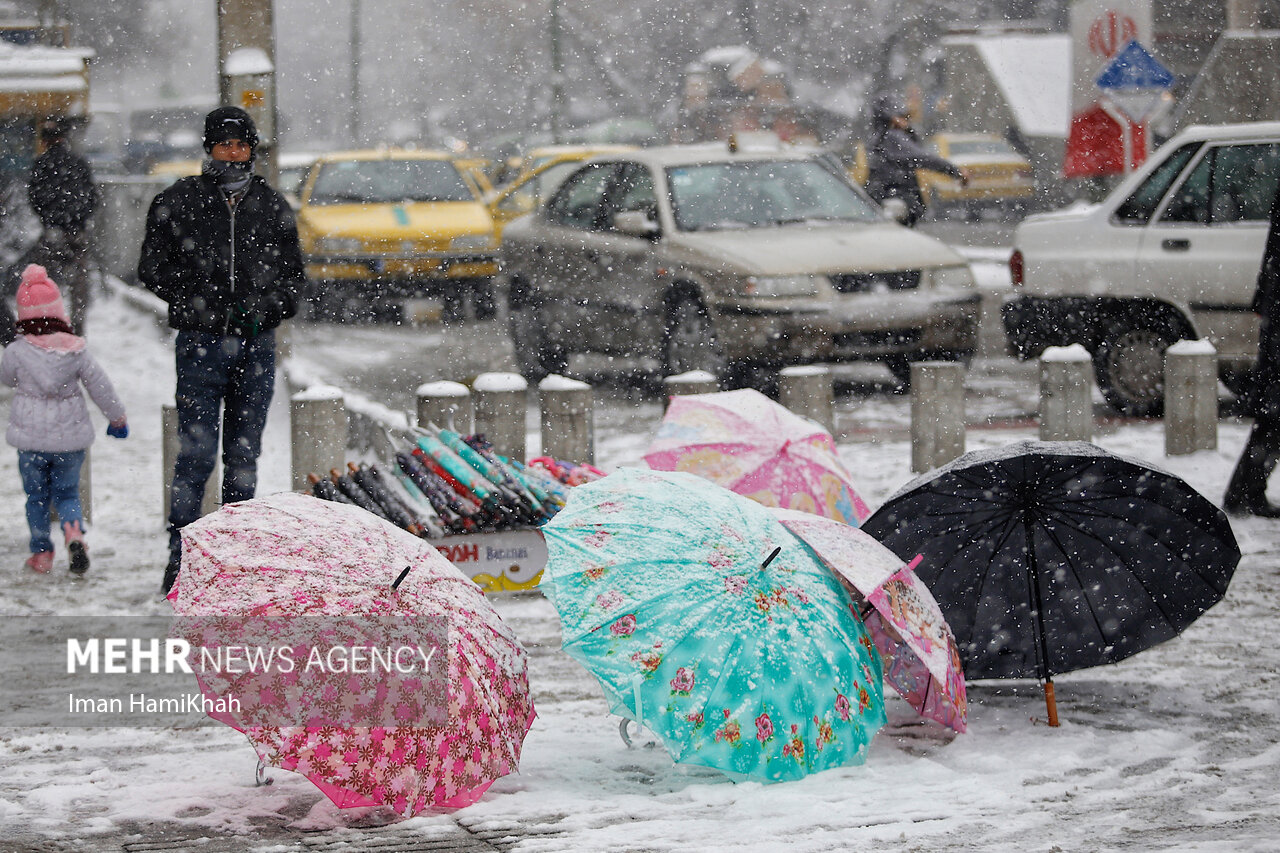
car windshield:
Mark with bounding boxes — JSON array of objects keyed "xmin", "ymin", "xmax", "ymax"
[
  {"xmin": 308, "ymin": 158, "xmax": 475, "ymax": 204},
  {"xmin": 666, "ymin": 159, "xmax": 880, "ymax": 231},
  {"xmin": 943, "ymin": 139, "xmax": 1018, "ymax": 157}
]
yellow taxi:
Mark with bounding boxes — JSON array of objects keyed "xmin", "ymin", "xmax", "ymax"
[
  {"xmin": 145, "ymin": 157, "xmax": 202, "ymax": 185},
  {"xmin": 485, "ymin": 144, "xmax": 636, "ymax": 241},
  {"xmin": 296, "ymin": 148, "xmax": 499, "ymax": 322},
  {"xmin": 917, "ymin": 132, "xmax": 1035, "ymax": 213}
]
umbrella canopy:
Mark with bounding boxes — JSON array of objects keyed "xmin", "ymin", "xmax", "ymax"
[
  {"xmin": 169, "ymin": 492, "xmax": 535, "ymax": 815},
  {"xmin": 772, "ymin": 508, "xmax": 967, "ymax": 733},
  {"xmin": 540, "ymin": 468, "xmax": 886, "ymax": 783},
  {"xmin": 643, "ymin": 388, "xmax": 871, "ymax": 525},
  {"xmin": 861, "ymin": 441, "xmax": 1239, "ymax": 720}
]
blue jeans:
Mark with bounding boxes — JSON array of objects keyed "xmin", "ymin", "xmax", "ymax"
[
  {"xmin": 18, "ymin": 450, "xmax": 85, "ymax": 553},
  {"xmin": 169, "ymin": 331, "xmax": 275, "ymax": 554}
]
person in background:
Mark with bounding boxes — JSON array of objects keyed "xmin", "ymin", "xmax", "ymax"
[
  {"xmin": 864, "ymin": 94, "xmax": 968, "ymax": 228},
  {"xmin": 1225, "ymin": 181, "xmax": 1280, "ymax": 517},
  {"xmin": 1, "ymin": 264, "xmax": 127, "ymax": 575},
  {"xmin": 26, "ymin": 118, "xmax": 99, "ymax": 333},
  {"xmin": 138, "ymin": 106, "xmax": 305, "ymax": 595}
]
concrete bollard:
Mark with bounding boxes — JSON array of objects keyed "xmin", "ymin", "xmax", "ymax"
[
  {"xmin": 473, "ymin": 372, "xmax": 528, "ymax": 462},
  {"xmin": 540, "ymin": 374, "xmax": 594, "ymax": 464},
  {"xmin": 1039, "ymin": 344, "xmax": 1093, "ymax": 442},
  {"xmin": 417, "ymin": 380, "xmax": 473, "ymax": 434},
  {"xmin": 290, "ymin": 386, "xmax": 347, "ymax": 491},
  {"xmin": 911, "ymin": 361, "xmax": 965, "ymax": 473},
  {"xmin": 779, "ymin": 365, "xmax": 834, "ymax": 435},
  {"xmin": 161, "ymin": 403, "xmax": 220, "ymax": 525},
  {"xmin": 663, "ymin": 370, "xmax": 718, "ymax": 410},
  {"xmin": 1165, "ymin": 339, "xmax": 1218, "ymax": 456}
]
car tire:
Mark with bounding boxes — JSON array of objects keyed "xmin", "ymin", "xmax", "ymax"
[
  {"xmin": 663, "ymin": 296, "xmax": 726, "ymax": 379},
  {"xmin": 886, "ymin": 356, "xmax": 914, "ymax": 391},
  {"xmin": 508, "ymin": 284, "xmax": 567, "ymax": 382},
  {"xmin": 1092, "ymin": 317, "xmax": 1182, "ymax": 417},
  {"xmin": 473, "ymin": 278, "xmax": 497, "ymax": 321}
]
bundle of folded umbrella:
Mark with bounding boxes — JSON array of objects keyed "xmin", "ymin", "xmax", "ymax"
[{"xmin": 302, "ymin": 426, "xmax": 603, "ymax": 538}]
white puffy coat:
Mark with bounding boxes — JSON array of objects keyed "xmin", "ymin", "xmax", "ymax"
[{"xmin": 1, "ymin": 335, "xmax": 125, "ymax": 452}]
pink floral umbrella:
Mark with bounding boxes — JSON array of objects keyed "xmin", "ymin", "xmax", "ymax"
[
  {"xmin": 643, "ymin": 389, "xmax": 871, "ymax": 525},
  {"xmin": 168, "ymin": 492, "xmax": 535, "ymax": 816},
  {"xmin": 773, "ymin": 508, "xmax": 968, "ymax": 733}
]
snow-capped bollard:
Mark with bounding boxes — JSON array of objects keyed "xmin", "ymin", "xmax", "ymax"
[
  {"xmin": 540, "ymin": 374, "xmax": 594, "ymax": 464},
  {"xmin": 417, "ymin": 380, "xmax": 473, "ymax": 434},
  {"xmin": 1165, "ymin": 339, "xmax": 1218, "ymax": 456},
  {"xmin": 663, "ymin": 370, "xmax": 718, "ymax": 410},
  {"xmin": 779, "ymin": 365, "xmax": 834, "ymax": 434},
  {"xmin": 1039, "ymin": 344, "xmax": 1093, "ymax": 442},
  {"xmin": 290, "ymin": 385, "xmax": 347, "ymax": 492},
  {"xmin": 473, "ymin": 372, "xmax": 528, "ymax": 463},
  {"xmin": 911, "ymin": 361, "xmax": 965, "ymax": 473},
  {"xmin": 161, "ymin": 403, "xmax": 219, "ymax": 524}
]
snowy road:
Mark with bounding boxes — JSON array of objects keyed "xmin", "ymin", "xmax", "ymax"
[{"xmin": 1, "ymin": 253, "xmax": 1277, "ymax": 851}]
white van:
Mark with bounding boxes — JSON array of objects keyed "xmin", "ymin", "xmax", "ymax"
[{"xmin": 1005, "ymin": 121, "xmax": 1280, "ymax": 416}]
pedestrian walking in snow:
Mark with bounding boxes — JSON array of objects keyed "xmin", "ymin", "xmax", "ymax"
[
  {"xmin": 864, "ymin": 94, "xmax": 968, "ymax": 228},
  {"xmin": 1225, "ymin": 180, "xmax": 1280, "ymax": 517},
  {"xmin": 24, "ymin": 118, "xmax": 99, "ymax": 334},
  {"xmin": 1, "ymin": 264, "xmax": 127, "ymax": 574},
  {"xmin": 137, "ymin": 106, "xmax": 305, "ymax": 594}
]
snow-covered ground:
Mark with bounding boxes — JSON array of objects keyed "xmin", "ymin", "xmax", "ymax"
[{"xmin": 1, "ymin": 286, "xmax": 1278, "ymax": 851}]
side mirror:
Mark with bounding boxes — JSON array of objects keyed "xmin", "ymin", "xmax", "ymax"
[
  {"xmin": 613, "ymin": 210, "xmax": 660, "ymax": 238},
  {"xmin": 880, "ymin": 197, "xmax": 910, "ymax": 224}
]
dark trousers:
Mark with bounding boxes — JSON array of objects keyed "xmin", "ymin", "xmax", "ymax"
[
  {"xmin": 1225, "ymin": 417, "xmax": 1280, "ymax": 509},
  {"xmin": 168, "ymin": 330, "xmax": 275, "ymax": 559},
  {"xmin": 17, "ymin": 449, "xmax": 85, "ymax": 553}
]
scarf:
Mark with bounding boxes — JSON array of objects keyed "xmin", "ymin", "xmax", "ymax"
[
  {"xmin": 202, "ymin": 157, "xmax": 254, "ymax": 194},
  {"xmin": 16, "ymin": 317, "xmax": 74, "ymax": 336}
]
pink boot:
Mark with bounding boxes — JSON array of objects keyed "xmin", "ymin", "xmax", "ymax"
[
  {"xmin": 63, "ymin": 521, "xmax": 89, "ymax": 575},
  {"xmin": 24, "ymin": 551, "xmax": 54, "ymax": 573}
]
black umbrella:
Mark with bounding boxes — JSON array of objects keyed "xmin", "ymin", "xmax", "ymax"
[{"xmin": 861, "ymin": 440, "xmax": 1239, "ymax": 725}]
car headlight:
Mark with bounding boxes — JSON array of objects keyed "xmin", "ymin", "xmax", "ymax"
[
  {"xmin": 450, "ymin": 234, "xmax": 494, "ymax": 251},
  {"xmin": 317, "ymin": 236, "xmax": 364, "ymax": 253},
  {"xmin": 743, "ymin": 275, "xmax": 822, "ymax": 297},
  {"xmin": 926, "ymin": 265, "xmax": 975, "ymax": 290}
]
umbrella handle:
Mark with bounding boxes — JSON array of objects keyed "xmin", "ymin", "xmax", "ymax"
[
  {"xmin": 255, "ymin": 758, "xmax": 273, "ymax": 787},
  {"xmin": 1043, "ymin": 679, "xmax": 1060, "ymax": 728}
]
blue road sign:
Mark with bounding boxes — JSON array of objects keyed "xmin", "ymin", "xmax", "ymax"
[{"xmin": 1096, "ymin": 40, "xmax": 1175, "ymax": 91}]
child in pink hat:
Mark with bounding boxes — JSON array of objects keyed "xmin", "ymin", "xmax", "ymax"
[{"xmin": 1, "ymin": 264, "xmax": 127, "ymax": 574}]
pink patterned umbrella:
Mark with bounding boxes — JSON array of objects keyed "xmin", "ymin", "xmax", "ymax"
[
  {"xmin": 773, "ymin": 508, "xmax": 968, "ymax": 733},
  {"xmin": 168, "ymin": 492, "xmax": 534, "ymax": 816},
  {"xmin": 643, "ymin": 389, "xmax": 871, "ymax": 525}
]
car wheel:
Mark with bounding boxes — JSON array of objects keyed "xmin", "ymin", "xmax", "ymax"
[
  {"xmin": 1092, "ymin": 317, "xmax": 1182, "ymax": 417},
  {"xmin": 1220, "ymin": 366, "xmax": 1254, "ymax": 401},
  {"xmin": 508, "ymin": 284, "xmax": 567, "ymax": 382},
  {"xmin": 473, "ymin": 278, "xmax": 497, "ymax": 321},
  {"xmin": 663, "ymin": 296, "xmax": 726, "ymax": 378}
]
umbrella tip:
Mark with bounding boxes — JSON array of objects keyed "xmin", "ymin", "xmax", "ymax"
[
  {"xmin": 392, "ymin": 565, "xmax": 412, "ymax": 590},
  {"xmin": 761, "ymin": 546, "xmax": 782, "ymax": 571}
]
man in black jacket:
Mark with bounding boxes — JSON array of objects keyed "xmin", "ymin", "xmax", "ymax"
[
  {"xmin": 864, "ymin": 94, "xmax": 968, "ymax": 228},
  {"xmin": 139, "ymin": 106, "xmax": 306, "ymax": 593},
  {"xmin": 1225, "ymin": 181, "xmax": 1280, "ymax": 517},
  {"xmin": 25, "ymin": 118, "xmax": 99, "ymax": 332}
]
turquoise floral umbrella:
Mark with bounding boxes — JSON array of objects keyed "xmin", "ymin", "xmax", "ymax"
[{"xmin": 540, "ymin": 468, "xmax": 886, "ymax": 783}]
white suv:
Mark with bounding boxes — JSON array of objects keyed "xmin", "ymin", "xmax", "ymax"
[{"xmin": 1005, "ymin": 121, "xmax": 1280, "ymax": 416}]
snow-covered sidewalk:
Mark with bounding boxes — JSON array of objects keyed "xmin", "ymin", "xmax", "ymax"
[{"xmin": 1, "ymin": 289, "xmax": 1278, "ymax": 851}]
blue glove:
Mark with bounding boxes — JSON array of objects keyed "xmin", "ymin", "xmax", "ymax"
[{"xmin": 107, "ymin": 422, "xmax": 128, "ymax": 439}]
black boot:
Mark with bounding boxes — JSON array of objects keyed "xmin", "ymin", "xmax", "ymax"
[{"xmin": 1225, "ymin": 420, "xmax": 1280, "ymax": 516}]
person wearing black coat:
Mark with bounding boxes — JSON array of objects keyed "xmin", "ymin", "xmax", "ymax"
[
  {"xmin": 1224, "ymin": 180, "xmax": 1280, "ymax": 517},
  {"xmin": 138, "ymin": 106, "xmax": 306, "ymax": 592},
  {"xmin": 23, "ymin": 119, "xmax": 99, "ymax": 332},
  {"xmin": 864, "ymin": 94, "xmax": 968, "ymax": 228}
]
